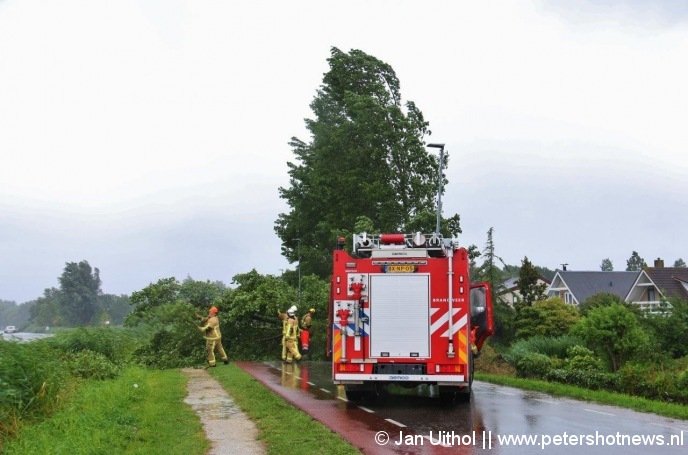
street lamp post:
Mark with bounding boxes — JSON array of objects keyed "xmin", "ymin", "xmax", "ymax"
[
  {"xmin": 295, "ymin": 238, "xmax": 302, "ymax": 305},
  {"xmin": 427, "ymin": 143, "xmax": 445, "ymax": 235}
]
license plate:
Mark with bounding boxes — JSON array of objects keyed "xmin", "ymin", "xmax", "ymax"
[{"xmin": 386, "ymin": 265, "xmax": 415, "ymax": 273}]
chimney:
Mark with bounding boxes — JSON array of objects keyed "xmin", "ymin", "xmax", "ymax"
[{"xmin": 654, "ymin": 258, "xmax": 664, "ymax": 268}]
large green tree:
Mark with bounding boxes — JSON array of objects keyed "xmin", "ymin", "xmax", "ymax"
[
  {"xmin": 625, "ymin": 251, "xmax": 647, "ymax": 271},
  {"xmin": 57, "ymin": 261, "xmax": 102, "ymax": 326},
  {"xmin": 516, "ymin": 256, "xmax": 547, "ymax": 310},
  {"xmin": 275, "ymin": 47, "xmax": 458, "ymax": 277}
]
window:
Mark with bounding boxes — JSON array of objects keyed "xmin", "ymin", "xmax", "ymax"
[{"xmin": 647, "ymin": 287, "xmax": 656, "ymax": 302}]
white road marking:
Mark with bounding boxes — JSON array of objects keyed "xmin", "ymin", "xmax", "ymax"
[
  {"xmin": 385, "ymin": 418, "xmax": 407, "ymax": 428},
  {"xmin": 307, "ymin": 381, "xmax": 316, "ymax": 386},
  {"xmin": 337, "ymin": 396, "xmax": 348, "ymax": 402},
  {"xmin": 584, "ymin": 408, "xmax": 615, "ymax": 416},
  {"xmin": 319, "ymin": 388, "xmax": 332, "ymax": 394},
  {"xmin": 358, "ymin": 406, "xmax": 374, "ymax": 413},
  {"xmin": 649, "ymin": 422, "xmax": 688, "ymax": 433}
]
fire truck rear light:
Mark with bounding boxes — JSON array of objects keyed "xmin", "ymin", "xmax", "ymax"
[
  {"xmin": 338, "ymin": 363, "xmax": 364, "ymax": 372},
  {"xmin": 436, "ymin": 364, "xmax": 464, "ymax": 374}
]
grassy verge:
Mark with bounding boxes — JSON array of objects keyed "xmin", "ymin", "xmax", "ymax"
[
  {"xmin": 476, "ymin": 372, "xmax": 688, "ymax": 420},
  {"xmin": 3, "ymin": 366, "xmax": 207, "ymax": 455},
  {"xmin": 210, "ymin": 365, "xmax": 359, "ymax": 455}
]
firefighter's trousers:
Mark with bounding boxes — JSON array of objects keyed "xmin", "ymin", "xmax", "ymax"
[
  {"xmin": 205, "ymin": 337, "xmax": 228, "ymax": 366},
  {"xmin": 281, "ymin": 335, "xmax": 287, "ymax": 361},
  {"xmin": 284, "ymin": 337, "xmax": 301, "ymax": 363}
]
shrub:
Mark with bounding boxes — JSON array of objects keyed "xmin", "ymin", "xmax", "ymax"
[
  {"xmin": 65, "ymin": 350, "xmax": 121, "ymax": 380},
  {"xmin": 48, "ymin": 327, "xmax": 141, "ymax": 365},
  {"xmin": 565, "ymin": 345, "xmax": 603, "ymax": 371},
  {"xmin": 504, "ymin": 335, "xmax": 582, "ymax": 366},
  {"xmin": 515, "ymin": 352, "xmax": 553, "ymax": 378},
  {"xmin": 545, "ymin": 368, "xmax": 619, "ymax": 390},
  {"xmin": 474, "ymin": 342, "xmax": 516, "ymax": 375},
  {"xmin": 0, "ymin": 340, "xmax": 69, "ymax": 441}
]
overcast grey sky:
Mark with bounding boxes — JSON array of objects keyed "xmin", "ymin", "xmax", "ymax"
[{"xmin": 1, "ymin": 1, "xmax": 687, "ymax": 303}]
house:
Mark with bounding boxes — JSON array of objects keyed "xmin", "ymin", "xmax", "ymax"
[
  {"xmin": 547, "ymin": 269, "xmax": 664, "ymax": 311},
  {"xmin": 645, "ymin": 258, "xmax": 688, "ymax": 301},
  {"xmin": 500, "ymin": 276, "xmax": 551, "ymax": 307}
]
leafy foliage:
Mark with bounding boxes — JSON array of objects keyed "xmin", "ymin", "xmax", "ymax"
[
  {"xmin": 275, "ymin": 47, "xmax": 457, "ymax": 277},
  {"xmin": 27, "ymin": 261, "xmax": 130, "ymax": 328},
  {"xmin": 572, "ymin": 304, "xmax": 650, "ymax": 371},
  {"xmin": 515, "ymin": 256, "xmax": 547, "ymax": 310},
  {"xmin": 65, "ymin": 350, "xmax": 121, "ymax": 380},
  {"xmin": 625, "ymin": 251, "xmax": 647, "ymax": 271},
  {"xmin": 0, "ymin": 340, "xmax": 69, "ymax": 442},
  {"xmin": 514, "ymin": 297, "xmax": 580, "ymax": 339},
  {"xmin": 600, "ymin": 258, "xmax": 614, "ymax": 271},
  {"xmin": 641, "ymin": 298, "xmax": 688, "ymax": 358}
]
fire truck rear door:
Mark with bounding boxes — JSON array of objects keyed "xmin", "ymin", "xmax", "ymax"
[{"xmin": 368, "ymin": 274, "xmax": 430, "ymax": 358}]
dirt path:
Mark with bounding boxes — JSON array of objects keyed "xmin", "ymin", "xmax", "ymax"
[{"xmin": 182, "ymin": 368, "xmax": 266, "ymax": 455}]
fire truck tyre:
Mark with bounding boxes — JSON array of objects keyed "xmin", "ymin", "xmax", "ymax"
[
  {"xmin": 439, "ymin": 386, "xmax": 470, "ymax": 404},
  {"xmin": 344, "ymin": 386, "xmax": 365, "ymax": 402}
]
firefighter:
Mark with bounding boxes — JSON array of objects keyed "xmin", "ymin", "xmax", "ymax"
[
  {"xmin": 280, "ymin": 305, "xmax": 301, "ymax": 363},
  {"xmin": 198, "ymin": 306, "xmax": 228, "ymax": 367},
  {"xmin": 299, "ymin": 308, "xmax": 315, "ymax": 354}
]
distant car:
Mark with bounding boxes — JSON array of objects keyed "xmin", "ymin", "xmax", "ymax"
[{"xmin": 4, "ymin": 326, "xmax": 17, "ymax": 334}]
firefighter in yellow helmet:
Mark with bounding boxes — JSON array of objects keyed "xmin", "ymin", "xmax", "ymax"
[
  {"xmin": 198, "ymin": 306, "xmax": 228, "ymax": 367},
  {"xmin": 278, "ymin": 305, "xmax": 301, "ymax": 363},
  {"xmin": 300, "ymin": 308, "xmax": 315, "ymax": 354}
]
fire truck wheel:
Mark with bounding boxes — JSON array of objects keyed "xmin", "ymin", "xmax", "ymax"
[
  {"xmin": 439, "ymin": 386, "xmax": 471, "ymax": 404},
  {"xmin": 345, "ymin": 390, "xmax": 364, "ymax": 401}
]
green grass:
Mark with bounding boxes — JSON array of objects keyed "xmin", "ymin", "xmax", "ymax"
[
  {"xmin": 3, "ymin": 366, "xmax": 208, "ymax": 455},
  {"xmin": 476, "ymin": 372, "xmax": 688, "ymax": 420},
  {"xmin": 210, "ymin": 364, "xmax": 359, "ymax": 455}
]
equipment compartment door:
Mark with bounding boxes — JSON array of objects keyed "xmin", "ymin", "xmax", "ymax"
[{"xmin": 369, "ymin": 274, "xmax": 430, "ymax": 358}]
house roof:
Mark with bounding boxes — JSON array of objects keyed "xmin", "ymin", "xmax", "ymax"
[
  {"xmin": 645, "ymin": 267, "xmax": 688, "ymax": 300},
  {"xmin": 500, "ymin": 275, "xmax": 551, "ymax": 292},
  {"xmin": 553, "ymin": 271, "xmax": 638, "ymax": 304},
  {"xmin": 502, "ymin": 277, "xmax": 519, "ymax": 290}
]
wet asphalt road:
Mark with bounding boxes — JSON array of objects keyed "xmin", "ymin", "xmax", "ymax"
[{"xmin": 240, "ymin": 361, "xmax": 687, "ymax": 455}]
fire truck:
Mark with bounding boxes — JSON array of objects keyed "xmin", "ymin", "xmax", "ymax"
[{"xmin": 328, "ymin": 232, "xmax": 494, "ymax": 402}]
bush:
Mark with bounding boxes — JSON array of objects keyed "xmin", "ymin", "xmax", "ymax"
[
  {"xmin": 515, "ymin": 352, "xmax": 553, "ymax": 378},
  {"xmin": 65, "ymin": 350, "xmax": 121, "ymax": 380},
  {"xmin": 545, "ymin": 368, "xmax": 619, "ymax": 390},
  {"xmin": 474, "ymin": 342, "xmax": 516, "ymax": 375},
  {"xmin": 565, "ymin": 345, "xmax": 603, "ymax": 371},
  {"xmin": 48, "ymin": 327, "xmax": 141, "ymax": 365},
  {"xmin": 504, "ymin": 335, "xmax": 582, "ymax": 366},
  {"xmin": 0, "ymin": 340, "xmax": 69, "ymax": 441}
]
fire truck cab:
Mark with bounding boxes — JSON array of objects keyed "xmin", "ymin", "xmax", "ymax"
[{"xmin": 328, "ymin": 232, "xmax": 494, "ymax": 402}]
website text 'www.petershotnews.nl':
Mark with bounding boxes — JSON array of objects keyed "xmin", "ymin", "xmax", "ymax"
[{"xmin": 374, "ymin": 429, "xmax": 685, "ymax": 450}]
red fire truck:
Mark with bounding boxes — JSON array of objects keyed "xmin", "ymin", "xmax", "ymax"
[{"xmin": 328, "ymin": 232, "xmax": 494, "ymax": 402}]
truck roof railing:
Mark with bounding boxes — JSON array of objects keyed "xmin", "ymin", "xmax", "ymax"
[{"xmin": 353, "ymin": 232, "xmax": 455, "ymax": 255}]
